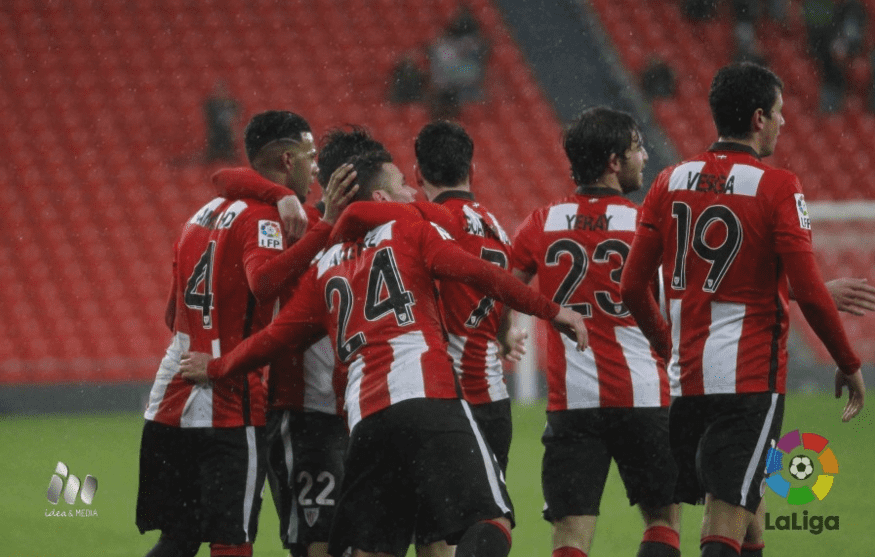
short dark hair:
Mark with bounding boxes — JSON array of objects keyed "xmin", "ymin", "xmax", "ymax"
[
  {"xmin": 244, "ymin": 110, "xmax": 311, "ymax": 164},
  {"xmin": 317, "ymin": 126, "xmax": 390, "ymax": 187},
  {"xmin": 709, "ymin": 62, "xmax": 783, "ymax": 139},
  {"xmin": 346, "ymin": 150, "xmax": 394, "ymax": 201},
  {"xmin": 414, "ymin": 121, "xmax": 474, "ymax": 188},
  {"xmin": 564, "ymin": 107, "xmax": 639, "ymax": 187}
]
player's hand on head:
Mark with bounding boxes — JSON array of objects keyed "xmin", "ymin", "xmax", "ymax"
[
  {"xmin": 826, "ymin": 277, "xmax": 875, "ymax": 316},
  {"xmin": 552, "ymin": 307, "xmax": 588, "ymax": 352},
  {"xmin": 277, "ymin": 195, "xmax": 308, "ymax": 243},
  {"xmin": 322, "ymin": 163, "xmax": 359, "ymax": 225},
  {"xmin": 179, "ymin": 351, "xmax": 213, "ymax": 385},
  {"xmin": 835, "ymin": 368, "xmax": 865, "ymax": 422},
  {"xmin": 499, "ymin": 326, "xmax": 528, "ymax": 362}
]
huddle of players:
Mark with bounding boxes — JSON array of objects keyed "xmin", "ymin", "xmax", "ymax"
[{"xmin": 138, "ymin": 61, "xmax": 867, "ymax": 557}]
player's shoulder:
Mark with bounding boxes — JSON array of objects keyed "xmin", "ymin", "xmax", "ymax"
[
  {"xmin": 184, "ymin": 196, "xmax": 276, "ymax": 231},
  {"xmin": 304, "ymin": 203, "xmax": 323, "ymax": 221}
]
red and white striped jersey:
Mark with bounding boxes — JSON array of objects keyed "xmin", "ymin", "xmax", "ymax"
[
  {"xmin": 145, "ymin": 195, "xmax": 284, "ymax": 427},
  {"xmin": 513, "ymin": 189, "xmax": 670, "ymax": 411},
  {"xmin": 435, "ymin": 191, "xmax": 513, "ymax": 405},
  {"xmin": 292, "ymin": 218, "xmax": 464, "ymax": 430},
  {"xmin": 637, "ymin": 143, "xmax": 815, "ymax": 396},
  {"xmin": 208, "ymin": 206, "xmax": 560, "ymax": 431},
  {"xmin": 267, "ymin": 204, "xmax": 341, "ymax": 415}
]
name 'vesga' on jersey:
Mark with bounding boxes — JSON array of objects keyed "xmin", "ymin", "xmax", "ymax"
[
  {"xmin": 543, "ymin": 203, "xmax": 637, "ymax": 232},
  {"xmin": 190, "ymin": 198, "xmax": 247, "ymax": 230},
  {"xmin": 668, "ymin": 162, "xmax": 764, "ymax": 197}
]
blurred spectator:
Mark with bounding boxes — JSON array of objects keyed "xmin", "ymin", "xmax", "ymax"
[
  {"xmin": 733, "ymin": 0, "xmax": 765, "ymax": 62},
  {"xmin": 389, "ymin": 50, "xmax": 427, "ymax": 104},
  {"xmin": 427, "ymin": 4, "xmax": 489, "ymax": 119},
  {"xmin": 803, "ymin": 0, "xmax": 867, "ymax": 112},
  {"xmin": 682, "ymin": 0, "xmax": 719, "ymax": 20},
  {"xmin": 203, "ymin": 80, "xmax": 241, "ymax": 163},
  {"xmin": 682, "ymin": 0, "xmax": 787, "ymax": 63},
  {"xmin": 641, "ymin": 57, "xmax": 677, "ymax": 99}
]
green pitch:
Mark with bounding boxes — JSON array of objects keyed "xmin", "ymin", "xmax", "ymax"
[{"xmin": 2, "ymin": 392, "xmax": 871, "ymax": 556}]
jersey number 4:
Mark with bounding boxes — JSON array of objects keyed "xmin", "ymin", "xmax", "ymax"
[
  {"xmin": 184, "ymin": 241, "xmax": 216, "ymax": 328},
  {"xmin": 325, "ymin": 247, "xmax": 415, "ymax": 362}
]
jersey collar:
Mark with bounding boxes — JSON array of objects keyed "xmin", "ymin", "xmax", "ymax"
[
  {"xmin": 433, "ymin": 190, "xmax": 476, "ymax": 204},
  {"xmin": 708, "ymin": 141, "xmax": 761, "ymax": 159},
  {"xmin": 574, "ymin": 185, "xmax": 621, "ymax": 197}
]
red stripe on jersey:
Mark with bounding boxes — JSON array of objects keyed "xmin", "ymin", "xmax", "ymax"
[
  {"xmin": 514, "ymin": 192, "xmax": 668, "ymax": 411},
  {"xmin": 592, "ymin": 326, "xmax": 634, "ymax": 407},
  {"xmin": 438, "ymin": 195, "xmax": 512, "ymax": 404},
  {"xmin": 638, "ymin": 148, "xmax": 817, "ymax": 395},
  {"xmin": 145, "ymin": 194, "xmax": 285, "ymax": 428}
]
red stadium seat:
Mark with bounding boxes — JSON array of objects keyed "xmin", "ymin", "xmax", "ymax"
[{"xmin": 1, "ymin": 0, "xmax": 573, "ymax": 383}]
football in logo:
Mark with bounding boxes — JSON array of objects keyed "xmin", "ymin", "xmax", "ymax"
[
  {"xmin": 788, "ymin": 455, "xmax": 814, "ymax": 480},
  {"xmin": 764, "ymin": 430, "xmax": 838, "ymax": 505}
]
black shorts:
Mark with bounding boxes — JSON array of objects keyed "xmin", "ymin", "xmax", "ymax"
[
  {"xmin": 670, "ymin": 392, "xmax": 784, "ymax": 512},
  {"xmin": 468, "ymin": 398, "xmax": 513, "ymax": 474},
  {"xmin": 328, "ymin": 398, "xmax": 514, "ymax": 557},
  {"xmin": 541, "ymin": 406, "xmax": 676, "ymax": 521},
  {"xmin": 136, "ymin": 420, "xmax": 266, "ymax": 545},
  {"xmin": 264, "ymin": 409, "xmax": 348, "ymax": 556}
]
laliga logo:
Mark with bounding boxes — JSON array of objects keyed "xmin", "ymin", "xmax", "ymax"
[
  {"xmin": 764, "ymin": 429, "xmax": 838, "ymax": 505},
  {"xmin": 763, "ymin": 429, "xmax": 840, "ymax": 535}
]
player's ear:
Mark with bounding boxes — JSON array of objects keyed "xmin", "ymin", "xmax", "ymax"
[
  {"xmin": 414, "ymin": 165, "xmax": 424, "ymax": 188},
  {"xmin": 371, "ymin": 188, "xmax": 390, "ymax": 202},
  {"xmin": 751, "ymin": 107, "xmax": 766, "ymax": 133},
  {"xmin": 606, "ymin": 152, "xmax": 621, "ymax": 174}
]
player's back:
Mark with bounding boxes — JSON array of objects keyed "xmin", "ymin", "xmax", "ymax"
[
  {"xmin": 147, "ymin": 196, "xmax": 282, "ymax": 428},
  {"xmin": 640, "ymin": 145, "xmax": 812, "ymax": 395},
  {"xmin": 514, "ymin": 190, "xmax": 668, "ymax": 410},
  {"xmin": 438, "ymin": 194, "xmax": 512, "ymax": 404},
  {"xmin": 313, "ymin": 218, "xmax": 458, "ymax": 429}
]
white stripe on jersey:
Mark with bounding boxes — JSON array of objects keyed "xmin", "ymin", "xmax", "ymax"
[
  {"xmin": 484, "ymin": 341, "xmax": 510, "ymax": 401},
  {"xmin": 668, "ymin": 161, "xmax": 707, "ymax": 191},
  {"xmin": 460, "ymin": 400, "xmax": 512, "ymax": 515},
  {"xmin": 447, "ymin": 334, "xmax": 510, "ymax": 402},
  {"xmin": 703, "ymin": 302, "xmax": 745, "ymax": 394},
  {"xmin": 302, "ymin": 336, "xmax": 338, "ymax": 414},
  {"xmin": 669, "ymin": 300, "xmax": 682, "ymax": 397},
  {"xmin": 242, "ymin": 425, "xmax": 259, "ymax": 542},
  {"xmin": 345, "ymin": 358, "xmax": 364, "ymax": 431},
  {"xmin": 386, "ymin": 331, "xmax": 428, "ymax": 405},
  {"xmin": 180, "ymin": 383, "xmax": 214, "ymax": 428},
  {"xmin": 145, "ymin": 332, "xmax": 189, "ymax": 421},
  {"xmin": 727, "ymin": 164, "xmax": 764, "ymax": 197},
  {"xmin": 363, "ymin": 221, "xmax": 395, "ymax": 247},
  {"xmin": 562, "ymin": 335, "xmax": 601, "ymax": 409},
  {"xmin": 188, "ymin": 198, "xmax": 225, "ymax": 225},
  {"xmin": 615, "ymin": 325, "xmax": 662, "ymax": 407},
  {"xmin": 543, "ymin": 203, "xmax": 578, "ymax": 232},
  {"xmin": 605, "ymin": 204, "xmax": 637, "ymax": 231},
  {"xmin": 175, "ymin": 338, "xmax": 220, "ymax": 428},
  {"xmin": 447, "ymin": 333, "xmax": 467, "ymax": 376},
  {"xmin": 740, "ymin": 393, "xmax": 780, "ymax": 507},
  {"xmin": 280, "ymin": 411, "xmax": 299, "ymax": 544}
]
